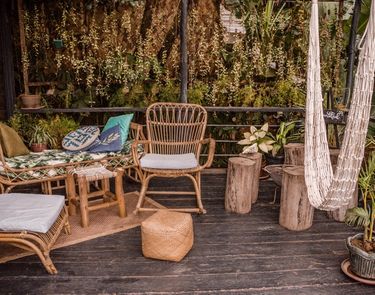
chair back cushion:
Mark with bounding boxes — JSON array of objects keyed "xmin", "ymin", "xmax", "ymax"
[
  {"xmin": 0, "ymin": 193, "xmax": 65, "ymax": 233},
  {"xmin": 0, "ymin": 123, "xmax": 30, "ymax": 157},
  {"xmin": 103, "ymin": 114, "xmax": 134, "ymax": 145},
  {"xmin": 62, "ymin": 126, "xmax": 100, "ymax": 151},
  {"xmin": 146, "ymin": 103, "xmax": 207, "ymax": 156},
  {"xmin": 140, "ymin": 153, "xmax": 198, "ymax": 170}
]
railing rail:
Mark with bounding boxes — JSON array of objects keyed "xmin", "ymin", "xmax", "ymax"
[{"xmin": 20, "ymin": 106, "xmax": 339, "ymax": 163}]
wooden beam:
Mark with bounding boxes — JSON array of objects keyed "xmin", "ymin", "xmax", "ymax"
[{"xmin": 0, "ymin": 0, "xmax": 16, "ymax": 119}]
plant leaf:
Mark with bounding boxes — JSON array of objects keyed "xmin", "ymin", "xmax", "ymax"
[
  {"xmin": 261, "ymin": 123, "xmax": 269, "ymax": 132},
  {"xmin": 243, "ymin": 132, "xmax": 251, "ymax": 139},
  {"xmin": 238, "ymin": 139, "xmax": 251, "ymax": 145},
  {"xmin": 345, "ymin": 207, "xmax": 370, "ymax": 228},
  {"xmin": 259, "ymin": 142, "xmax": 270, "ymax": 153},
  {"xmin": 250, "ymin": 125, "xmax": 257, "ymax": 134}
]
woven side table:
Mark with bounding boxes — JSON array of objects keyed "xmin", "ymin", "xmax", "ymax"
[
  {"xmin": 69, "ymin": 165, "xmax": 126, "ymax": 227},
  {"xmin": 141, "ymin": 211, "xmax": 194, "ymax": 262}
]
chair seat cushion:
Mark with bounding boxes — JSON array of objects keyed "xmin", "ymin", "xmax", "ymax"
[
  {"xmin": 140, "ymin": 153, "xmax": 198, "ymax": 170},
  {"xmin": 0, "ymin": 193, "xmax": 65, "ymax": 233}
]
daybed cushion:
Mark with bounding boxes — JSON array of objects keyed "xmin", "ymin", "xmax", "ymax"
[
  {"xmin": 0, "ymin": 123, "xmax": 29, "ymax": 157},
  {"xmin": 62, "ymin": 126, "xmax": 100, "ymax": 151},
  {"xmin": 140, "ymin": 153, "xmax": 199, "ymax": 170},
  {"xmin": 89, "ymin": 124, "xmax": 122, "ymax": 153},
  {"xmin": 0, "ymin": 140, "xmax": 143, "ymax": 180},
  {"xmin": 0, "ymin": 193, "xmax": 65, "ymax": 233},
  {"xmin": 103, "ymin": 114, "xmax": 134, "ymax": 145}
]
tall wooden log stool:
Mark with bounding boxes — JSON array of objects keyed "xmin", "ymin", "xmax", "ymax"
[
  {"xmin": 141, "ymin": 211, "xmax": 193, "ymax": 262},
  {"xmin": 69, "ymin": 165, "xmax": 126, "ymax": 227},
  {"xmin": 239, "ymin": 152, "xmax": 262, "ymax": 203},
  {"xmin": 279, "ymin": 166, "xmax": 314, "ymax": 231},
  {"xmin": 284, "ymin": 143, "xmax": 305, "ymax": 165},
  {"xmin": 225, "ymin": 157, "xmax": 256, "ymax": 214}
]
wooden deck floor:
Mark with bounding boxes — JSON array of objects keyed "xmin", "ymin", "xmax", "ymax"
[{"xmin": 0, "ymin": 173, "xmax": 374, "ymax": 294}]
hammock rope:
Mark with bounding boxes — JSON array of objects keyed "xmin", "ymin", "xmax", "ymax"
[{"xmin": 304, "ymin": 0, "xmax": 375, "ymax": 210}]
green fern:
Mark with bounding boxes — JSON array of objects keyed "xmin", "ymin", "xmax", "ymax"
[{"xmin": 345, "ymin": 207, "xmax": 370, "ymax": 228}]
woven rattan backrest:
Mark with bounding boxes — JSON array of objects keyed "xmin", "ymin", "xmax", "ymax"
[{"xmin": 146, "ymin": 103, "xmax": 207, "ymax": 156}]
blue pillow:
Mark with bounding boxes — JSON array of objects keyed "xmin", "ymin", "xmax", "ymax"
[
  {"xmin": 89, "ymin": 124, "xmax": 122, "ymax": 153},
  {"xmin": 103, "ymin": 114, "xmax": 134, "ymax": 145}
]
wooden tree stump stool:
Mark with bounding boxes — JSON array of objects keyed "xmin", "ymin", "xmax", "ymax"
[
  {"xmin": 239, "ymin": 152, "xmax": 262, "ymax": 203},
  {"xmin": 225, "ymin": 157, "xmax": 256, "ymax": 214},
  {"xmin": 279, "ymin": 166, "xmax": 314, "ymax": 231},
  {"xmin": 284, "ymin": 143, "xmax": 305, "ymax": 165}
]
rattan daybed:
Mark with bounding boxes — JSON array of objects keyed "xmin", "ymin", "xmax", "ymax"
[{"xmin": 0, "ymin": 123, "xmax": 144, "ymax": 194}]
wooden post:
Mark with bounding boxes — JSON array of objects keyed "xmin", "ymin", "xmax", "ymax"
[
  {"xmin": 0, "ymin": 0, "xmax": 16, "ymax": 119},
  {"xmin": 225, "ymin": 157, "xmax": 255, "ymax": 214},
  {"xmin": 179, "ymin": 0, "xmax": 188, "ymax": 103},
  {"xmin": 343, "ymin": 0, "xmax": 362, "ymax": 106},
  {"xmin": 284, "ymin": 143, "xmax": 304, "ymax": 165},
  {"xmin": 279, "ymin": 166, "xmax": 314, "ymax": 231},
  {"xmin": 115, "ymin": 168, "xmax": 126, "ymax": 218},
  {"xmin": 239, "ymin": 152, "xmax": 262, "ymax": 203}
]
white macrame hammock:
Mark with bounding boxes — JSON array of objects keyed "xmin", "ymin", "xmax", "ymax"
[{"xmin": 305, "ymin": 0, "xmax": 375, "ymax": 210}]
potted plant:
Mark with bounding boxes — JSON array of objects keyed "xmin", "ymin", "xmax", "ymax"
[
  {"xmin": 237, "ymin": 123, "xmax": 275, "ymax": 154},
  {"xmin": 29, "ymin": 125, "xmax": 56, "ymax": 153},
  {"xmin": 19, "ymin": 93, "xmax": 42, "ymax": 109},
  {"xmin": 344, "ymin": 152, "xmax": 375, "ymax": 280},
  {"xmin": 266, "ymin": 121, "xmax": 297, "ymax": 164}
]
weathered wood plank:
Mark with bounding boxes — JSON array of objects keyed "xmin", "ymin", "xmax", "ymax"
[{"xmin": 0, "ymin": 174, "xmax": 372, "ymax": 295}]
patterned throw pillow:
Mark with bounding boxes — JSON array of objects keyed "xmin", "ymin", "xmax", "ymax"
[
  {"xmin": 89, "ymin": 124, "xmax": 122, "ymax": 153},
  {"xmin": 102, "ymin": 113, "xmax": 134, "ymax": 145},
  {"xmin": 62, "ymin": 126, "xmax": 100, "ymax": 151}
]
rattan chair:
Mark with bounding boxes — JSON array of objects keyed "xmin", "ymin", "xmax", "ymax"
[
  {"xmin": 0, "ymin": 193, "xmax": 70, "ymax": 274},
  {"xmin": 132, "ymin": 103, "xmax": 215, "ymax": 214}
]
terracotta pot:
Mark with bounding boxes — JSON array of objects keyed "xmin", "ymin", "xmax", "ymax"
[
  {"xmin": 20, "ymin": 94, "xmax": 41, "ymax": 109},
  {"xmin": 30, "ymin": 143, "xmax": 47, "ymax": 153}
]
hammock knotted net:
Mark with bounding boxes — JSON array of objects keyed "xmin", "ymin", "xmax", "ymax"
[{"xmin": 304, "ymin": 0, "xmax": 375, "ymax": 210}]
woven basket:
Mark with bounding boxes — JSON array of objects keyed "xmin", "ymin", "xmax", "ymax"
[{"xmin": 141, "ymin": 211, "xmax": 194, "ymax": 262}]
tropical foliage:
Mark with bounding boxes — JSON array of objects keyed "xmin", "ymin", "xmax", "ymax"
[
  {"xmin": 18, "ymin": 0, "xmax": 349, "ymax": 109},
  {"xmin": 345, "ymin": 152, "xmax": 375, "ymax": 251}
]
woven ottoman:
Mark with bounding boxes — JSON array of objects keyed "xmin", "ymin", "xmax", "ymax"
[{"xmin": 141, "ymin": 211, "xmax": 194, "ymax": 262}]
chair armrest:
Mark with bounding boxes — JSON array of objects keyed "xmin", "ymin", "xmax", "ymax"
[
  {"xmin": 131, "ymin": 140, "xmax": 151, "ymax": 166},
  {"xmin": 200, "ymin": 138, "xmax": 216, "ymax": 169},
  {"xmin": 129, "ymin": 123, "xmax": 146, "ymax": 141}
]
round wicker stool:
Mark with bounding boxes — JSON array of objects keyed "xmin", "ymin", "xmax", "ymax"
[{"xmin": 141, "ymin": 211, "xmax": 194, "ymax": 262}]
